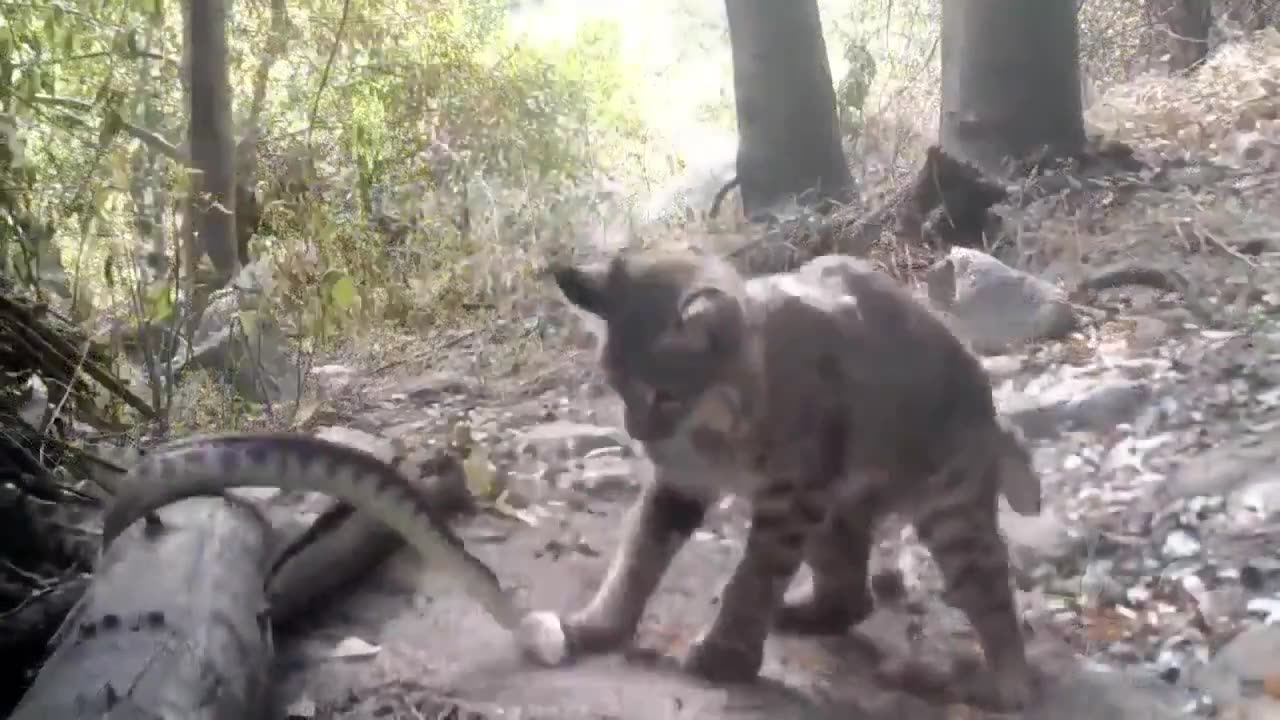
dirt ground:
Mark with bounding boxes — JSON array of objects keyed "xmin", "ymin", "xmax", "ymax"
[
  {"xmin": 263, "ymin": 35, "xmax": 1280, "ymax": 717},
  {"xmin": 267, "ymin": 281, "xmax": 1280, "ymax": 720}
]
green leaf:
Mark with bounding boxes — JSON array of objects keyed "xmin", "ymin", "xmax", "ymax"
[
  {"xmin": 143, "ymin": 281, "xmax": 173, "ymax": 323},
  {"xmin": 321, "ymin": 268, "xmax": 357, "ymax": 310},
  {"xmin": 237, "ymin": 309, "xmax": 259, "ymax": 342}
]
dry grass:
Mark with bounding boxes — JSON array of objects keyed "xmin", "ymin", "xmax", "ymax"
[
  {"xmin": 178, "ymin": 28, "xmax": 1280, "ymax": 434},
  {"xmin": 1088, "ymin": 28, "xmax": 1280, "ymax": 168}
]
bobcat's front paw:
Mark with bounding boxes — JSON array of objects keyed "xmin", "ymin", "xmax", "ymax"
[
  {"xmin": 517, "ymin": 608, "xmax": 639, "ymax": 666},
  {"xmin": 681, "ymin": 629, "xmax": 765, "ymax": 683},
  {"xmin": 559, "ymin": 609, "xmax": 637, "ymax": 656}
]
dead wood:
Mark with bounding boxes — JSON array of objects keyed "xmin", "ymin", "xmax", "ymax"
[
  {"xmin": 0, "ymin": 574, "xmax": 89, "ymax": 711},
  {"xmin": 802, "ymin": 145, "xmax": 1007, "ymax": 280},
  {"xmin": 1070, "ymin": 262, "xmax": 1214, "ymax": 324},
  {"xmin": 268, "ymin": 448, "xmax": 472, "ymax": 629},
  {"xmin": 707, "ymin": 175, "xmax": 742, "ymax": 219},
  {"xmin": 9, "ymin": 497, "xmax": 274, "ymax": 720},
  {"xmin": 897, "ymin": 145, "xmax": 1009, "ymax": 250}
]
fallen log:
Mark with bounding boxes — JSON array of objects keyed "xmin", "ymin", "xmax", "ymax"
[{"xmin": 10, "ymin": 497, "xmax": 274, "ymax": 720}]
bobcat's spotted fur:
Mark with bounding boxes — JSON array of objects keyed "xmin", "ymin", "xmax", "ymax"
[{"xmin": 549, "ymin": 250, "xmax": 1041, "ymax": 710}]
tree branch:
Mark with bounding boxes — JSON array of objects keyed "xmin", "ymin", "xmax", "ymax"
[{"xmin": 30, "ymin": 93, "xmax": 186, "ymax": 164}]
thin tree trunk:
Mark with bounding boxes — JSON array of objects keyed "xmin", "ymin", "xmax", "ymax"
[
  {"xmin": 940, "ymin": 0, "xmax": 1086, "ymax": 174},
  {"xmin": 186, "ymin": 0, "xmax": 240, "ymax": 284},
  {"xmin": 1146, "ymin": 0, "xmax": 1212, "ymax": 73},
  {"xmin": 725, "ymin": 0, "xmax": 855, "ymax": 219}
]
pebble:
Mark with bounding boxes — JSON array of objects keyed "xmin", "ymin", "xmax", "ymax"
[{"xmin": 1162, "ymin": 529, "xmax": 1203, "ymax": 559}]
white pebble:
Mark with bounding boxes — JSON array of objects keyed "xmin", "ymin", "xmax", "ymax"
[
  {"xmin": 516, "ymin": 611, "xmax": 569, "ymax": 666},
  {"xmin": 1161, "ymin": 529, "xmax": 1201, "ymax": 559}
]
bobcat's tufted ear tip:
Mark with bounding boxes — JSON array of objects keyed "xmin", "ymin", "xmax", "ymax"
[{"xmin": 551, "ymin": 263, "xmax": 611, "ymax": 318}]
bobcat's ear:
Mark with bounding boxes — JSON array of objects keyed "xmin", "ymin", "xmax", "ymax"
[
  {"xmin": 677, "ymin": 287, "xmax": 744, "ymax": 356},
  {"xmin": 551, "ymin": 260, "xmax": 618, "ymax": 318}
]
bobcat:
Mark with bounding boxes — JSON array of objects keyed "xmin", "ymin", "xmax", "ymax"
[{"xmin": 544, "ymin": 249, "xmax": 1041, "ymax": 710}]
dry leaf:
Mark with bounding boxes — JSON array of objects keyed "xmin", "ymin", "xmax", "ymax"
[
  {"xmin": 463, "ymin": 446, "xmax": 499, "ymax": 499},
  {"xmin": 1263, "ymin": 672, "xmax": 1280, "ymax": 700},
  {"xmin": 329, "ymin": 636, "xmax": 381, "ymax": 659}
]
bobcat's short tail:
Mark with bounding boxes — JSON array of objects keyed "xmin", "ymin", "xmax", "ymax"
[{"xmin": 994, "ymin": 417, "xmax": 1041, "ymax": 516}]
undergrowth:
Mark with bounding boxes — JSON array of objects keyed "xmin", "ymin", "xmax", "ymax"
[{"xmin": 1, "ymin": 0, "xmax": 1274, "ymax": 433}]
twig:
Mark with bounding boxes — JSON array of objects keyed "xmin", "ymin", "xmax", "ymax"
[
  {"xmin": 39, "ymin": 338, "xmax": 93, "ymax": 436},
  {"xmin": 307, "ymin": 0, "xmax": 353, "ymax": 145},
  {"xmin": 0, "ymin": 295, "xmax": 155, "ymax": 419},
  {"xmin": 1201, "ymin": 230, "xmax": 1259, "ymax": 267}
]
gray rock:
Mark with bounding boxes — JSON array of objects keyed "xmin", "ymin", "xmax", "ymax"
[
  {"xmin": 572, "ymin": 455, "xmax": 638, "ymax": 502},
  {"xmin": 1026, "ymin": 664, "xmax": 1191, "ymax": 720},
  {"xmin": 181, "ymin": 274, "xmax": 302, "ymax": 404},
  {"xmin": 394, "ymin": 373, "xmax": 475, "ymax": 403},
  {"xmin": 1188, "ymin": 625, "xmax": 1280, "ymax": 718},
  {"xmin": 1232, "ymin": 477, "xmax": 1280, "ymax": 521},
  {"xmin": 1162, "ymin": 430, "xmax": 1280, "ymax": 501},
  {"xmin": 1001, "ymin": 508, "xmax": 1085, "ymax": 570},
  {"xmin": 1129, "ymin": 316, "xmax": 1175, "ymax": 349},
  {"xmin": 926, "ymin": 247, "xmax": 1079, "ymax": 355},
  {"xmin": 1006, "ymin": 380, "xmax": 1153, "ymax": 441},
  {"xmin": 516, "ymin": 421, "xmax": 632, "ymax": 460}
]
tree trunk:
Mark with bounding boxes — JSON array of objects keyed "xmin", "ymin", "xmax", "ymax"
[
  {"xmin": 940, "ymin": 0, "xmax": 1086, "ymax": 175},
  {"xmin": 186, "ymin": 0, "xmax": 240, "ymax": 284},
  {"xmin": 724, "ymin": 0, "xmax": 855, "ymax": 220},
  {"xmin": 9, "ymin": 499, "xmax": 273, "ymax": 720},
  {"xmin": 1146, "ymin": 0, "xmax": 1212, "ymax": 73},
  {"xmin": 1225, "ymin": 0, "xmax": 1268, "ymax": 31}
]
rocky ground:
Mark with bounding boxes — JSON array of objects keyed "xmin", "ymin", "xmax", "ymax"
[
  {"xmin": 263, "ymin": 240, "xmax": 1280, "ymax": 719},
  {"xmin": 260, "ymin": 33, "xmax": 1280, "ymax": 719}
]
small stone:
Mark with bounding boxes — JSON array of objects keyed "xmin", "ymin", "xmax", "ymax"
[
  {"xmin": 1241, "ymin": 562, "xmax": 1277, "ymax": 591},
  {"xmin": 1191, "ymin": 625, "xmax": 1280, "ymax": 707},
  {"xmin": 1125, "ymin": 581, "xmax": 1153, "ymax": 603},
  {"xmin": 1162, "ymin": 529, "xmax": 1202, "ymax": 559},
  {"xmin": 517, "ymin": 421, "xmax": 630, "ymax": 459},
  {"xmin": 1246, "ymin": 597, "xmax": 1280, "ymax": 624},
  {"xmin": 573, "ymin": 456, "xmax": 637, "ymax": 502}
]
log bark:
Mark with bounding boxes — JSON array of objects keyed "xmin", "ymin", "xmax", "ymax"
[{"xmin": 10, "ymin": 498, "xmax": 274, "ymax": 720}]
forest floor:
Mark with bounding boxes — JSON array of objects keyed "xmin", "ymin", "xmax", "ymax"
[
  {"xmin": 264, "ymin": 31, "xmax": 1280, "ymax": 720},
  {"xmin": 268, "ymin": 214, "xmax": 1280, "ymax": 720}
]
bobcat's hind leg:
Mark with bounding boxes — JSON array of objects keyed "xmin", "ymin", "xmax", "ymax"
[
  {"xmin": 914, "ymin": 464, "xmax": 1034, "ymax": 711},
  {"xmin": 774, "ymin": 507, "xmax": 875, "ymax": 635}
]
